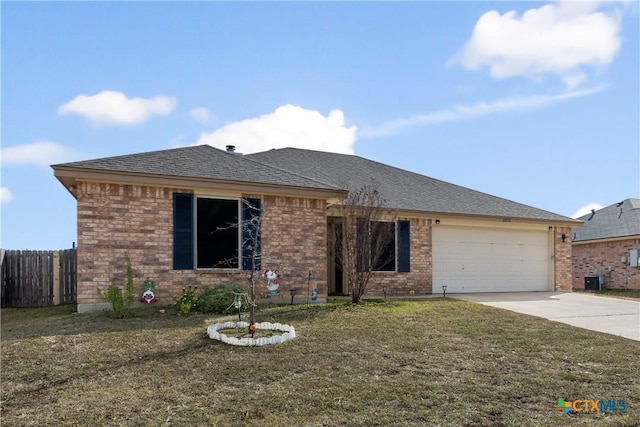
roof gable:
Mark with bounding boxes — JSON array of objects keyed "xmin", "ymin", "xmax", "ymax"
[{"xmin": 573, "ymin": 199, "xmax": 640, "ymax": 241}]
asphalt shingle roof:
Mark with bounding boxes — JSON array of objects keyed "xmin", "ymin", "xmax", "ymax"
[
  {"xmin": 54, "ymin": 145, "xmax": 578, "ymax": 222},
  {"xmin": 247, "ymin": 148, "xmax": 575, "ymax": 222},
  {"xmin": 54, "ymin": 145, "xmax": 339, "ymax": 190},
  {"xmin": 572, "ymin": 199, "xmax": 640, "ymax": 241}
]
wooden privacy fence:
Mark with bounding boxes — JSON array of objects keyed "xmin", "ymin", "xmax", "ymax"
[{"xmin": 1, "ymin": 249, "xmax": 77, "ymax": 308}]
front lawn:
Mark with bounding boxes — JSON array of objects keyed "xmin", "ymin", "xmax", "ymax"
[{"xmin": 1, "ymin": 300, "xmax": 638, "ymax": 426}]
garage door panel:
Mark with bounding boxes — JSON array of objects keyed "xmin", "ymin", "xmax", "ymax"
[{"xmin": 433, "ymin": 227, "xmax": 550, "ymax": 293}]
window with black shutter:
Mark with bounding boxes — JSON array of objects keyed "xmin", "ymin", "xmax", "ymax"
[
  {"xmin": 173, "ymin": 194, "xmax": 262, "ymax": 270},
  {"xmin": 357, "ymin": 219, "xmax": 411, "ymax": 272}
]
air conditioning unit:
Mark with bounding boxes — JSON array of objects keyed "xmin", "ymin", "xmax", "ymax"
[{"xmin": 584, "ymin": 275, "xmax": 605, "ymax": 291}]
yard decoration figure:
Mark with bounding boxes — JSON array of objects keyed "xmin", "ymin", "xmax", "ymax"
[
  {"xmin": 140, "ymin": 278, "xmax": 157, "ymax": 304},
  {"xmin": 264, "ymin": 269, "xmax": 280, "ymax": 297}
]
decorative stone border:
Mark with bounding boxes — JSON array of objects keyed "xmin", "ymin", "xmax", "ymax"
[{"xmin": 207, "ymin": 321, "xmax": 296, "ymax": 346}]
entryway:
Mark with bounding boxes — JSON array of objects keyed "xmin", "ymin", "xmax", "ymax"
[{"xmin": 327, "ymin": 217, "xmax": 346, "ymax": 296}]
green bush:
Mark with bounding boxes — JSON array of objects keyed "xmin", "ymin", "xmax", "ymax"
[
  {"xmin": 196, "ymin": 284, "xmax": 247, "ymax": 314},
  {"xmin": 176, "ymin": 285, "xmax": 198, "ymax": 315},
  {"xmin": 97, "ymin": 252, "xmax": 135, "ymax": 318}
]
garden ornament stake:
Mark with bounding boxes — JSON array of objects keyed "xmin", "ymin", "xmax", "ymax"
[
  {"xmin": 140, "ymin": 278, "xmax": 156, "ymax": 304},
  {"xmin": 442, "ymin": 285, "xmax": 447, "ymax": 298},
  {"xmin": 234, "ymin": 295, "xmax": 243, "ymax": 322}
]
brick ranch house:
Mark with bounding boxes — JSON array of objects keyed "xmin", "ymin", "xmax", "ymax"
[
  {"xmin": 52, "ymin": 145, "xmax": 580, "ymax": 313},
  {"xmin": 572, "ymin": 199, "xmax": 640, "ymax": 290}
]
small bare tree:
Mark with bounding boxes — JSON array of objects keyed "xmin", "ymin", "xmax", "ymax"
[
  {"xmin": 333, "ymin": 184, "xmax": 395, "ymax": 304},
  {"xmin": 239, "ymin": 199, "xmax": 260, "ymax": 333},
  {"xmin": 222, "ymin": 198, "xmax": 288, "ymax": 335}
]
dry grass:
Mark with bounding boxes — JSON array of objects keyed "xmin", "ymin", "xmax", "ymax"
[
  {"xmin": 573, "ymin": 288, "xmax": 640, "ymax": 301},
  {"xmin": 1, "ymin": 299, "xmax": 639, "ymax": 426}
]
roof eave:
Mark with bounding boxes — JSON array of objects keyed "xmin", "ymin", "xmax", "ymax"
[
  {"xmin": 326, "ymin": 205, "xmax": 581, "ymax": 226},
  {"xmin": 572, "ymin": 234, "xmax": 640, "ymax": 245},
  {"xmin": 51, "ymin": 166, "xmax": 348, "ymax": 201}
]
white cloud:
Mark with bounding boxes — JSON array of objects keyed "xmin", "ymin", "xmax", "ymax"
[
  {"xmin": 58, "ymin": 90, "xmax": 176, "ymax": 126},
  {"xmin": 571, "ymin": 202, "xmax": 604, "ymax": 219},
  {"xmin": 360, "ymin": 86, "xmax": 604, "ymax": 138},
  {"xmin": 0, "ymin": 187, "xmax": 13, "ymax": 205},
  {"xmin": 1, "ymin": 141, "xmax": 81, "ymax": 166},
  {"xmin": 189, "ymin": 107, "xmax": 215, "ymax": 124},
  {"xmin": 450, "ymin": 2, "xmax": 622, "ymax": 88},
  {"xmin": 195, "ymin": 105, "xmax": 357, "ymax": 154}
]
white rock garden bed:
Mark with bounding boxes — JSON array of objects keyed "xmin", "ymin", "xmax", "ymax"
[{"xmin": 207, "ymin": 321, "xmax": 296, "ymax": 346}]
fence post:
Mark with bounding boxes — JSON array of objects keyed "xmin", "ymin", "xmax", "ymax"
[{"xmin": 53, "ymin": 251, "xmax": 60, "ymax": 305}]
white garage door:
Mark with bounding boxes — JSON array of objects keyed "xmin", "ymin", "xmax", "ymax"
[{"xmin": 433, "ymin": 226, "xmax": 550, "ymax": 293}]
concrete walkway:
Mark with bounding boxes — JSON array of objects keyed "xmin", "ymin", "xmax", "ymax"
[{"xmin": 453, "ymin": 292, "xmax": 640, "ymax": 341}]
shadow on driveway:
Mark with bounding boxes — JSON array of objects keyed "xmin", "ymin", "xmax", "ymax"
[{"xmin": 453, "ymin": 292, "xmax": 640, "ymax": 341}]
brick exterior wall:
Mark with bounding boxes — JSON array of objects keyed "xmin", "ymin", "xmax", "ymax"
[
  {"xmin": 554, "ymin": 226, "xmax": 573, "ymax": 291},
  {"xmin": 76, "ymin": 182, "xmax": 328, "ymax": 311},
  {"xmin": 260, "ymin": 195, "xmax": 328, "ymax": 301},
  {"xmin": 363, "ymin": 218, "xmax": 432, "ymax": 296},
  {"xmin": 572, "ymin": 238, "xmax": 640, "ymax": 290},
  {"xmin": 76, "ymin": 182, "xmax": 183, "ymax": 306},
  {"xmin": 75, "ymin": 180, "xmax": 575, "ymax": 311}
]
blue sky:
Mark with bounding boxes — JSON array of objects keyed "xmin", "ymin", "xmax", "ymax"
[{"xmin": 1, "ymin": 1, "xmax": 639, "ymax": 250}]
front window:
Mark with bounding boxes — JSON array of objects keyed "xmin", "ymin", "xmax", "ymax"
[
  {"xmin": 357, "ymin": 219, "xmax": 397, "ymax": 272},
  {"xmin": 372, "ymin": 221, "xmax": 396, "ymax": 271},
  {"xmin": 196, "ymin": 198, "xmax": 240, "ymax": 268}
]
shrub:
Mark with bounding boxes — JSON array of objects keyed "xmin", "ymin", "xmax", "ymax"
[
  {"xmin": 98, "ymin": 252, "xmax": 135, "ymax": 318},
  {"xmin": 176, "ymin": 285, "xmax": 198, "ymax": 315},
  {"xmin": 196, "ymin": 284, "xmax": 247, "ymax": 314}
]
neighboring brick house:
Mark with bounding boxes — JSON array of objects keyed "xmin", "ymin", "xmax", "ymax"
[
  {"xmin": 572, "ymin": 199, "xmax": 640, "ymax": 290},
  {"xmin": 52, "ymin": 145, "xmax": 579, "ymax": 313}
]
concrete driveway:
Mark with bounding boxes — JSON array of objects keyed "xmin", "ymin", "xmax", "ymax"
[{"xmin": 453, "ymin": 292, "xmax": 640, "ymax": 341}]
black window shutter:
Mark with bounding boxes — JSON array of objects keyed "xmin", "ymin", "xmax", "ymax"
[
  {"xmin": 398, "ymin": 220, "xmax": 410, "ymax": 272},
  {"xmin": 173, "ymin": 193, "xmax": 194, "ymax": 270},
  {"xmin": 356, "ymin": 218, "xmax": 369, "ymax": 272},
  {"xmin": 242, "ymin": 198, "xmax": 262, "ymax": 271}
]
